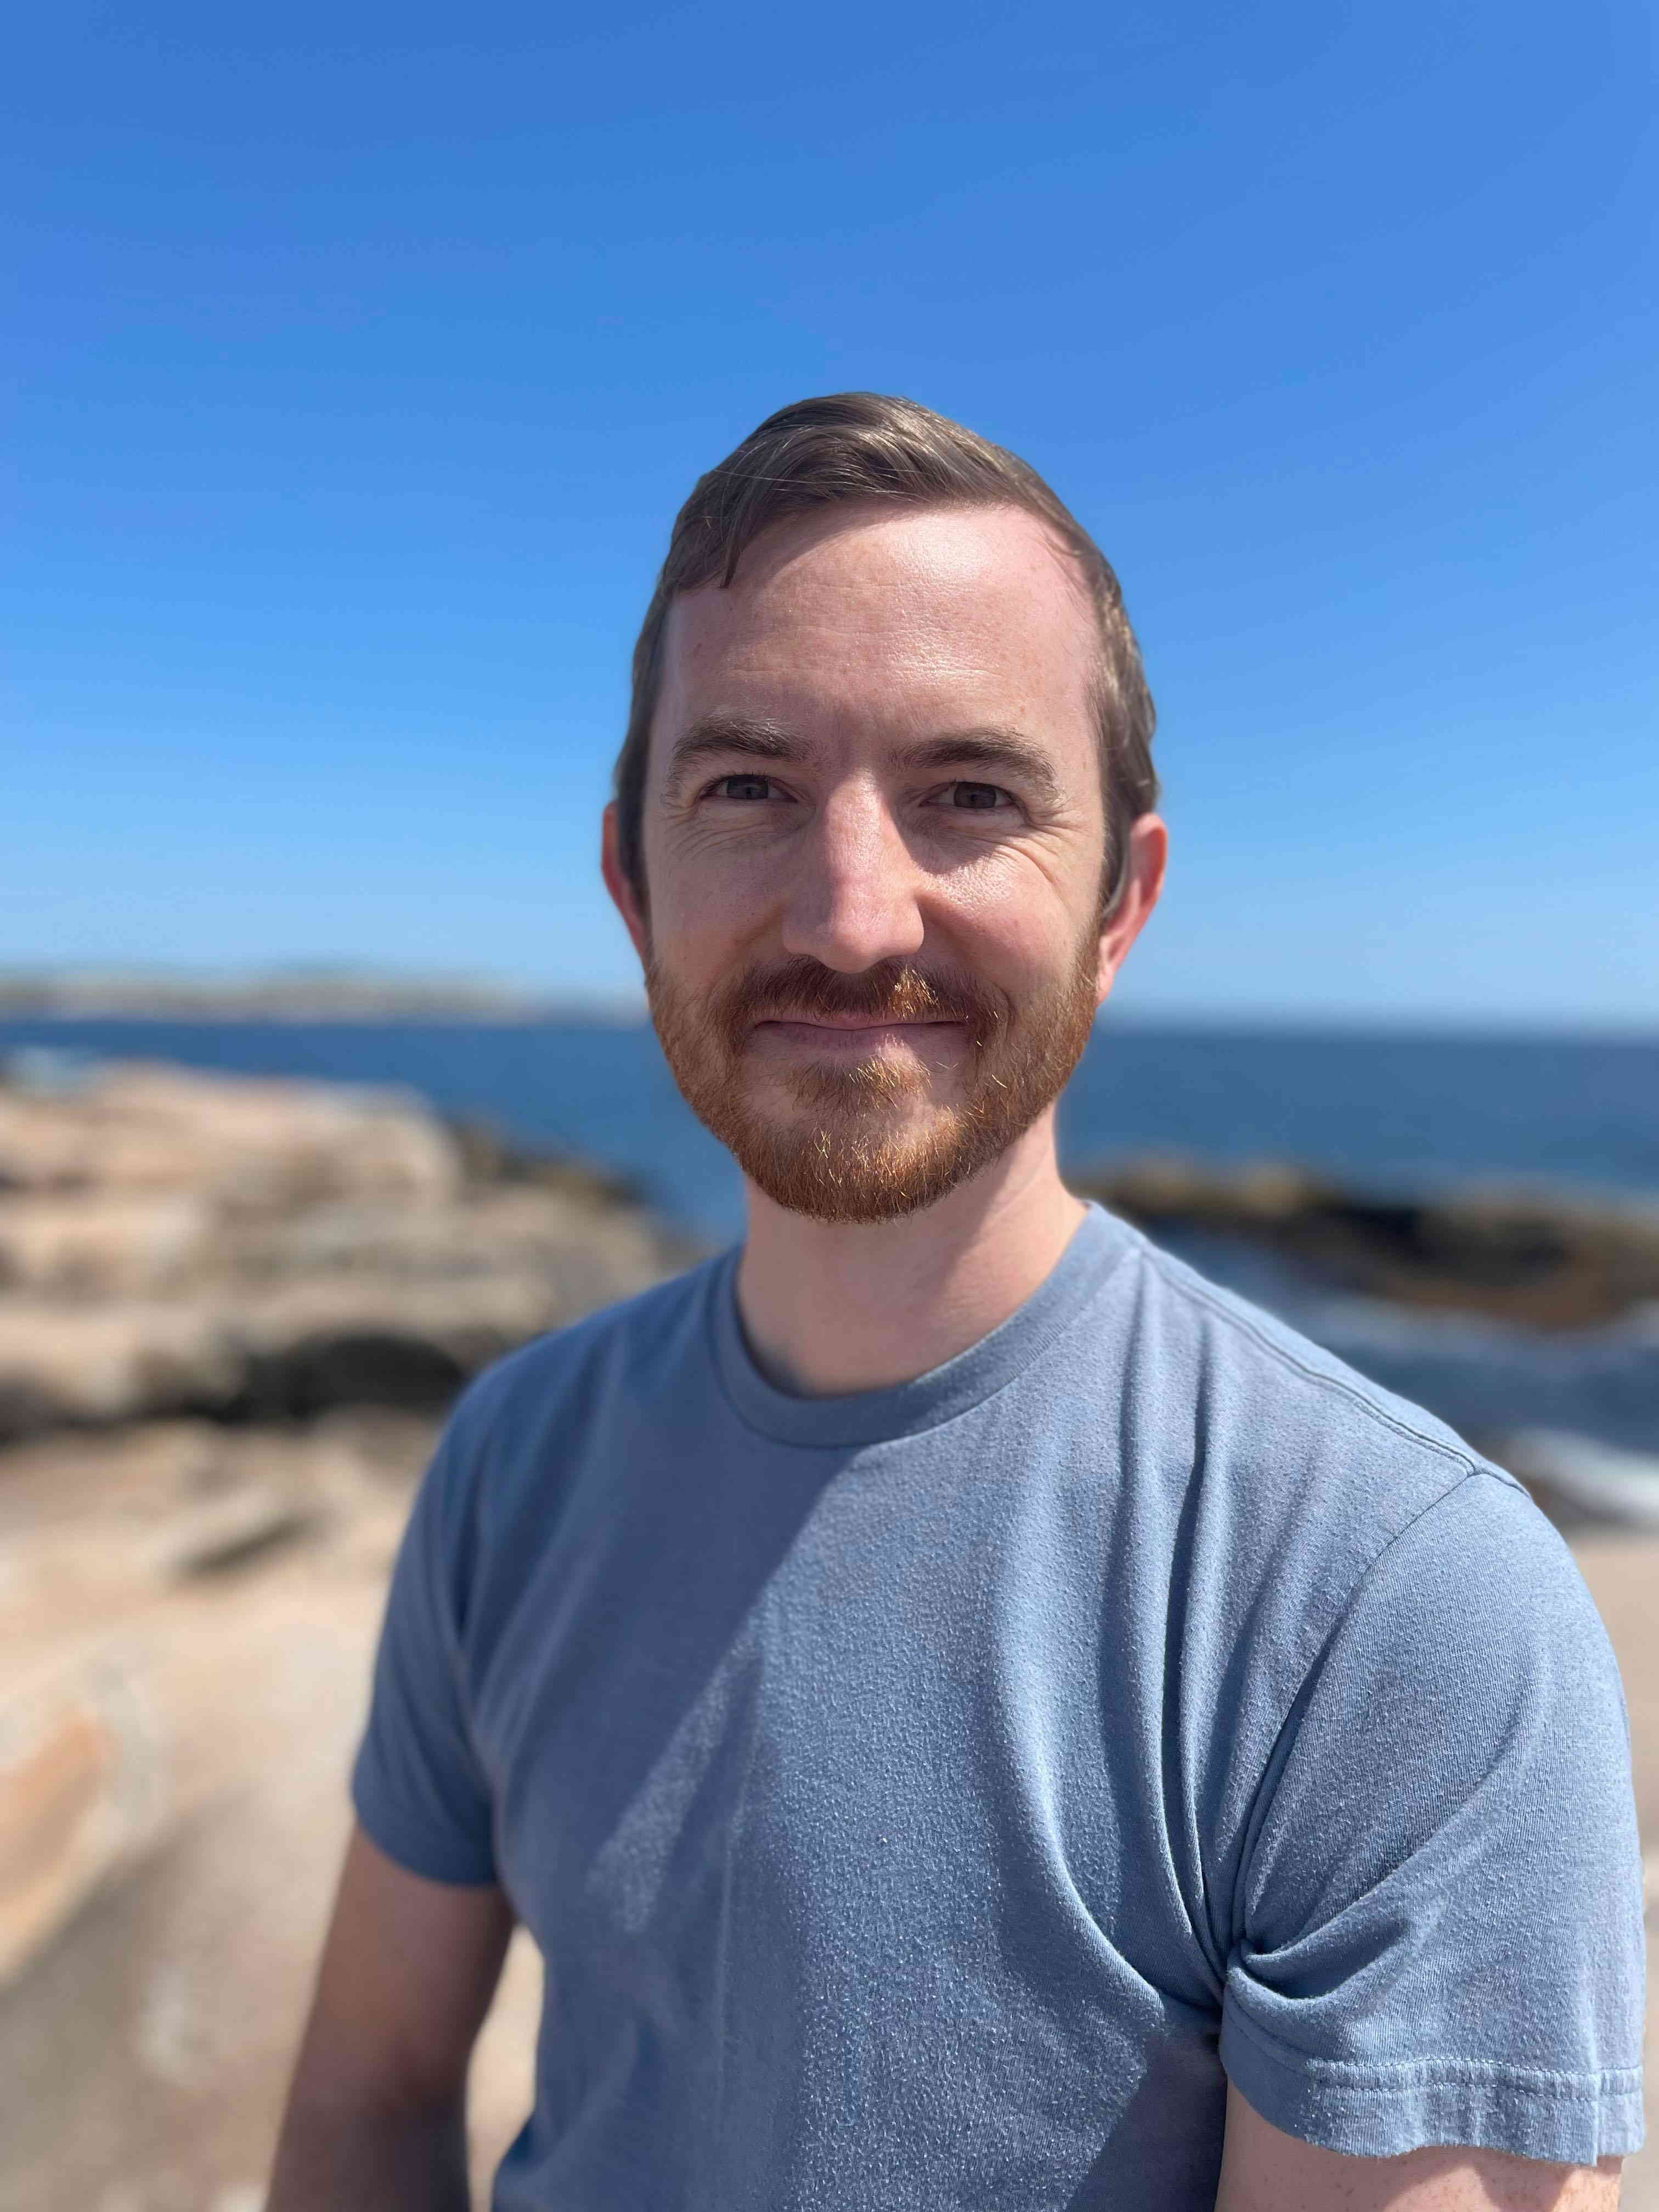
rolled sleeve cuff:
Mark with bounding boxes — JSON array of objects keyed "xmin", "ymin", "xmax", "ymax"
[
  {"xmin": 1219, "ymin": 2004, "xmax": 1645, "ymax": 2166},
  {"xmin": 351, "ymin": 1748, "xmax": 499, "ymax": 1888}
]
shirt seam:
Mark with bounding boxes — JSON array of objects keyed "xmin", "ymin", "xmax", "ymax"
[
  {"xmin": 351, "ymin": 1776, "xmax": 498, "ymax": 1888},
  {"xmin": 1133, "ymin": 1233, "xmax": 1510, "ymax": 1490}
]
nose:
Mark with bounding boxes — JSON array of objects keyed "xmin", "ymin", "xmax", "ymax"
[{"xmin": 778, "ymin": 781, "xmax": 926, "ymax": 973}]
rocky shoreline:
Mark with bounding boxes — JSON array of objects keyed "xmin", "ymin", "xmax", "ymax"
[
  {"xmin": 1080, "ymin": 1156, "xmax": 1659, "ymax": 1530},
  {"xmin": 0, "ymin": 1059, "xmax": 692, "ymax": 1441},
  {"xmin": 0, "ymin": 1059, "xmax": 690, "ymax": 2210},
  {"xmin": 1081, "ymin": 1154, "xmax": 1659, "ymax": 1331}
]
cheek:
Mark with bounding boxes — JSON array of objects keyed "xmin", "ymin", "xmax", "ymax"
[
  {"xmin": 647, "ymin": 806, "xmax": 793, "ymax": 923},
  {"xmin": 941, "ymin": 858, "xmax": 1092, "ymax": 982},
  {"xmin": 645, "ymin": 849, "xmax": 771, "ymax": 981}
]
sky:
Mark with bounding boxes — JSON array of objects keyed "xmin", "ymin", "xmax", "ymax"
[{"xmin": 7, "ymin": 0, "xmax": 1656, "ymax": 1027}]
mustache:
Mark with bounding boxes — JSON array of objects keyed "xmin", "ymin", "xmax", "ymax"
[{"xmin": 714, "ymin": 957, "xmax": 1008, "ymax": 1038}]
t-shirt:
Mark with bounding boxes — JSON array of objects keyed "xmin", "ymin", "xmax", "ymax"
[{"xmin": 353, "ymin": 1205, "xmax": 1645, "ymax": 2210}]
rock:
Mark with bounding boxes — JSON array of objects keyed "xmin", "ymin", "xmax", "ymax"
[
  {"xmin": 0, "ymin": 1257, "xmax": 665, "ymax": 1438},
  {"xmin": 0, "ymin": 1302, "xmax": 246, "ymax": 1437},
  {"xmin": 0, "ymin": 1060, "xmax": 462, "ymax": 1209},
  {"xmin": 0, "ymin": 1192, "xmax": 217, "ymax": 1295},
  {"xmin": 0, "ymin": 1062, "xmax": 688, "ymax": 1438},
  {"xmin": 1082, "ymin": 1155, "xmax": 1659, "ymax": 1329},
  {"xmin": 1493, "ymin": 1431, "xmax": 1659, "ymax": 1533},
  {"xmin": 0, "ymin": 1059, "xmax": 686, "ymax": 2206},
  {"xmin": 0, "ymin": 1416, "xmax": 447, "ymax": 2209},
  {"xmin": 0, "ymin": 1655, "xmax": 166, "ymax": 1990},
  {"xmin": 149, "ymin": 1482, "xmax": 323, "ymax": 1579}
]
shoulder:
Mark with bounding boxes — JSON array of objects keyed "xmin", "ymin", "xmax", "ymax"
[
  {"xmin": 1087, "ymin": 1220, "xmax": 1610, "ymax": 1741},
  {"xmin": 416, "ymin": 1252, "xmax": 726, "ymax": 1548},
  {"xmin": 1305, "ymin": 1459, "xmax": 1624, "ymax": 1741},
  {"xmin": 1119, "ymin": 1222, "xmax": 1489, "ymax": 1490},
  {"xmin": 1234, "ymin": 1449, "xmax": 1640, "ymax": 2121},
  {"xmin": 454, "ymin": 1249, "xmax": 721, "ymax": 1431},
  {"xmin": 1107, "ymin": 1218, "xmax": 1522, "ymax": 1548}
]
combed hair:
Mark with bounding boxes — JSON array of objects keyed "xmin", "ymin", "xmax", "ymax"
[{"xmin": 614, "ymin": 392, "xmax": 1158, "ymax": 907}]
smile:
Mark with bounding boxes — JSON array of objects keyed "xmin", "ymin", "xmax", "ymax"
[{"xmin": 752, "ymin": 1018, "xmax": 968, "ymax": 1052}]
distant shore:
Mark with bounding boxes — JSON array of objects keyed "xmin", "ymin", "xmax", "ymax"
[
  {"xmin": 0, "ymin": 970, "xmax": 644, "ymax": 1023},
  {"xmin": 4, "ymin": 972, "xmax": 1656, "ymax": 1042}
]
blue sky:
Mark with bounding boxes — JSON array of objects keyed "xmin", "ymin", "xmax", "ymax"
[{"xmin": 7, "ymin": 0, "xmax": 1656, "ymax": 1025}]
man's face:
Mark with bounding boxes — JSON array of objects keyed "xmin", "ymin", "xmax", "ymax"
[{"xmin": 607, "ymin": 501, "xmax": 1154, "ymax": 1223}]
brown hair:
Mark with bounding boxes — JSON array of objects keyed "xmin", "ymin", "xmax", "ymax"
[{"xmin": 613, "ymin": 391, "xmax": 1158, "ymax": 909}]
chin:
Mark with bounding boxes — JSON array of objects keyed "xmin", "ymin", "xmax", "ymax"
[
  {"xmin": 649, "ymin": 947, "xmax": 1099, "ymax": 1226},
  {"xmin": 730, "ymin": 1099, "xmax": 1015, "ymax": 1225}
]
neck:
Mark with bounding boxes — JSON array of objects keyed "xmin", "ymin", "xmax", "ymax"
[{"xmin": 734, "ymin": 1113, "xmax": 1086, "ymax": 1396}]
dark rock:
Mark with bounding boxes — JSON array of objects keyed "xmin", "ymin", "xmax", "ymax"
[
  {"xmin": 239, "ymin": 1329, "xmax": 472, "ymax": 1421},
  {"xmin": 1083, "ymin": 1156, "xmax": 1659, "ymax": 1329}
]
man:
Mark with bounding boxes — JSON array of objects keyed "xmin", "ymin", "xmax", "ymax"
[{"xmin": 270, "ymin": 394, "xmax": 1644, "ymax": 2210}]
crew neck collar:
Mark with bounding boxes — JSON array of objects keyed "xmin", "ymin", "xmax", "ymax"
[{"xmin": 709, "ymin": 1202, "xmax": 1137, "ymax": 1448}]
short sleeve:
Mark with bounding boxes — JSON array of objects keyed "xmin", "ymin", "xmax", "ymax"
[
  {"xmin": 351, "ymin": 1420, "xmax": 499, "ymax": 1885},
  {"xmin": 1221, "ymin": 1470, "xmax": 1645, "ymax": 2165}
]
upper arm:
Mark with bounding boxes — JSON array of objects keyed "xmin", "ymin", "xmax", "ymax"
[
  {"xmin": 285, "ymin": 1822, "xmax": 515, "ymax": 2114},
  {"xmin": 351, "ymin": 1418, "xmax": 500, "ymax": 1889},
  {"xmin": 1221, "ymin": 1477, "xmax": 1643, "ymax": 2169},
  {"xmin": 1216, "ymin": 2084, "xmax": 1623, "ymax": 2211}
]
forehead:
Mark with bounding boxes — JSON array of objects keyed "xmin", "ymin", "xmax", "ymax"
[{"xmin": 653, "ymin": 503, "xmax": 1100, "ymax": 754}]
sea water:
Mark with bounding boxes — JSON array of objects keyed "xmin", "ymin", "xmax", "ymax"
[
  {"xmin": 4, "ymin": 1016, "xmax": 1656, "ymax": 1236},
  {"xmin": 4, "ymin": 1017, "xmax": 1656, "ymax": 1467}
]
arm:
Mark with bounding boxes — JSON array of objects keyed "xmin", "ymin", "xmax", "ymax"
[
  {"xmin": 1216, "ymin": 2084, "xmax": 1623, "ymax": 2211},
  {"xmin": 1218, "ymin": 1479, "xmax": 1643, "ymax": 2180},
  {"xmin": 268, "ymin": 1824, "xmax": 516, "ymax": 2212}
]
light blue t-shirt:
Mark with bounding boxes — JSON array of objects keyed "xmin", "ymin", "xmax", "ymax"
[{"xmin": 353, "ymin": 1205, "xmax": 1645, "ymax": 2208}]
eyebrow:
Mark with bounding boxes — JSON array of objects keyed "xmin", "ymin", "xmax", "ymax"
[
  {"xmin": 664, "ymin": 716, "xmax": 1064, "ymax": 804},
  {"xmin": 664, "ymin": 716, "xmax": 808, "ymax": 783},
  {"xmin": 894, "ymin": 730, "xmax": 1063, "ymax": 804}
]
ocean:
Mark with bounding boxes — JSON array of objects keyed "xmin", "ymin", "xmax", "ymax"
[
  {"xmin": 5, "ymin": 1016, "xmax": 1657, "ymax": 1472},
  {"xmin": 4, "ymin": 1015, "xmax": 1656, "ymax": 1237}
]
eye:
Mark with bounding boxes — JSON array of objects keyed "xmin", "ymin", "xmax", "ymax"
[
  {"xmin": 714, "ymin": 774, "xmax": 776, "ymax": 802},
  {"xmin": 948, "ymin": 781, "xmax": 1012, "ymax": 811}
]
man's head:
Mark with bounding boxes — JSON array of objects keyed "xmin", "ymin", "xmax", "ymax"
[{"xmin": 602, "ymin": 392, "xmax": 1166, "ymax": 1224}]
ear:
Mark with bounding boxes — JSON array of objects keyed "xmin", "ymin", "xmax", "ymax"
[
  {"xmin": 601, "ymin": 803, "xmax": 651, "ymax": 967},
  {"xmin": 1094, "ymin": 814, "xmax": 1167, "ymax": 1008}
]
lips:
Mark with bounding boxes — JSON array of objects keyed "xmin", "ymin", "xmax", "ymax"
[
  {"xmin": 752, "ymin": 1015, "xmax": 968, "ymax": 1054},
  {"xmin": 755, "ymin": 1014, "xmax": 966, "ymax": 1031},
  {"xmin": 708, "ymin": 956, "xmax": 1007, "ymax": 1061}
]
